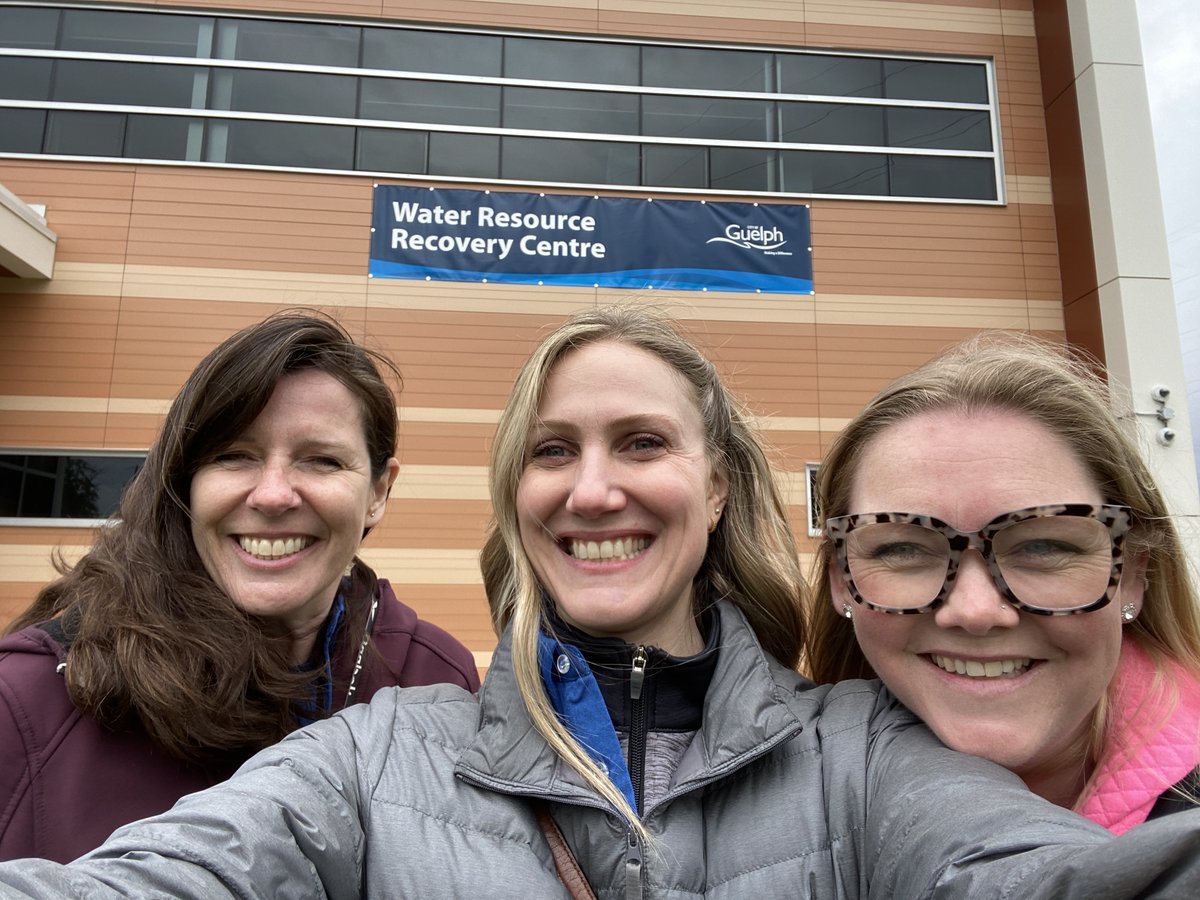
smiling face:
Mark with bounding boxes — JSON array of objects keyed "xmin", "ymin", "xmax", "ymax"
[
  {"xmin": 516, "ymin": 340, "xmax": 727, "ymax": 656},
  {"xmin": 189, "ymin": 369, "xmax": 399, "ymax": 661},
  {"xmin": 833, "ymin": 408, "xmax": 1145, "ymax": 804}
]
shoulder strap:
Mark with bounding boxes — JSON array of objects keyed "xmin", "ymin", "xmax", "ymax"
[{"xmin": 535, "ymin": 803, "xmax": 598, "ymax": 900}]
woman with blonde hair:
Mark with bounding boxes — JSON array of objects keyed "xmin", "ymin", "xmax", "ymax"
[
  {"xmin": 808, "ymin": 332, "xmax": 1200, "ymax": 831},
  {"xmin": 5, "ymin": 309, "xmax": 1200, "ymax": 898}
]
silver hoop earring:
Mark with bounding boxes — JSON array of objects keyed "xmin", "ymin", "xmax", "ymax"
[
  {"xmin": 842, "ymin": 604, "xmax": 853, "ymax": 620},
  {"xmin": 1121, "ymin": 602, "xmax": 1137, "ymax": 623}
]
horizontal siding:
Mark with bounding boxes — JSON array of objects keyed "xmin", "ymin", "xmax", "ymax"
[{"xmin": 0, "ymin": 0, "xmax": 1068, "ymax": 655}]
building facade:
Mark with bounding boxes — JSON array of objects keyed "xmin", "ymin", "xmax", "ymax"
[{"xmin": 1, "ymin": 0, "xmax": 1192, "ymax": 669}]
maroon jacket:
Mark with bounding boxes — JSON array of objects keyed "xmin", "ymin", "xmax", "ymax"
[{"xmin": 0, "ymin": 579, "xmax": 479, "ymax": 862}]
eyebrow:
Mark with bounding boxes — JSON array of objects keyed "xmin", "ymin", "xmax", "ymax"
[{"xmin": 530, "ymin": 412, "xmax": 684, "ymax": 436}]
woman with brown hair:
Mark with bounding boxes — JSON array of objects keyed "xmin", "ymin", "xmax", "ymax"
[
  {"xmin": 807, "ymin": 333, "xmax": 1200, "ymax": 831},
  {"xmin": 0, "ymin": 311, "xmax": 478, "ymax": 862}
]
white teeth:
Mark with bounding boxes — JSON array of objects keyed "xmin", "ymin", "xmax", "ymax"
[
  {"xmin": 932, "ymin": 654, "xmax": 1031, "ymax": 679},
  {"xmin": 568, "ymin": 537, "xmax": 649, "ymax": 561},
  {"xmin": 239, "ymin": 536, "xmax": 310, "ymax": 559}
]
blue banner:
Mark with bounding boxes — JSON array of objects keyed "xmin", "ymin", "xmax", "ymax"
[{"xmin": 369, "ymin": 187, "xmax": 812, "ymax": 295}]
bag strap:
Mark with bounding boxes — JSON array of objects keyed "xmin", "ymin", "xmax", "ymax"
[{"xmin": 535, "ymin": 803, "xmax": 598, "ymax": 900}]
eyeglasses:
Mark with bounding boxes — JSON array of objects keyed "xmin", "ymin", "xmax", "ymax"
[{"xmin": 826, "ymin": 504, "xmax": 1133, "ymax": 616}]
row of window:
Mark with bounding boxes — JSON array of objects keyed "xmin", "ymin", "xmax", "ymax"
[{"xmin": 0, "ymin": 3, "xmax": 1002, "ymax": 201}]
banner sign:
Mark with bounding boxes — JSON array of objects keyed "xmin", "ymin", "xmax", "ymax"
[{"xmin": 369, "ymin": 186, "xmax": 813, "ymax": 294}]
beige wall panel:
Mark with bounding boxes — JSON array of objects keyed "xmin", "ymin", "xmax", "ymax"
[
  {"xmin": 0, "ymin": 162, "xmax": 134, "ymax": 265},
  {"xmin": 101, "ymin": 413, "xmax": 165, "ymax": 450},
  {"xmin": 104, "ymin": 299, "xmax": 368, "ymax": 400},
  {"xmin": 0, "ymin": 262, "xmax": 124, "ymax": 299},
  {"xmin": 122, "ymin": 266, "xmax": 366, "ymax": 308},
  {"xmin": 0, "ymin": 295, "xmax": 119, "ymax": 399},
  {"xmin": 388, "ymin": 584, "xmax": 495, "ymax": 652},
  {"xmin": 0, "ymin": 412, "xmax": 108, "ymax": 448},
  {"xmin": 371, "ymin": 498, "xmax": 493, "ymax": 547},
  {"xmin": 123, "ymin": 169, "xmax": 371, "ymax": 274},
  {"xmin": 393, "ymin": 423, "xmax": 497, "ymax": 467},
  {"xmin": 0, "ymin": 585, "xmax": 39, "ymax": 630}
]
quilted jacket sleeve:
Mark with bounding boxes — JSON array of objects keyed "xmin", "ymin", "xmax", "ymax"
[
  {"xmin": 863, "ymin": 694, "xmax": 1200, "ymax": 899},
  {"xmin": 0, "ymin": 694, "xmax": 396, "ymax": 900}
]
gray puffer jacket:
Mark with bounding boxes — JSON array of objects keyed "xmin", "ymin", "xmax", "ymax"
[{"xmin": 1, "ymin": 601, "xmax": 1199, "ymax": 899}]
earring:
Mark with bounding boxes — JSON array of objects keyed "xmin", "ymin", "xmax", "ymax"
[
  {"xmin": 842, "ymin": 603, "xmax": 853, "ymax": 619},
  {"xmin": 999, "ymin": 604, "xmax": 1008, "ymax": 611},
  {"xmin": 1121, "ymin": 602, "xmax": 1137, "ymax": 623},
  {"xmin": 708, "ymin": 507, "xmax": 722, "ymax": 533}
]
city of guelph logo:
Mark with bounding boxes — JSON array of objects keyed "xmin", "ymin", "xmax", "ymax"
[{"xmin": 706, "ymin": 223, "xmax": 787, "ymax": 252}]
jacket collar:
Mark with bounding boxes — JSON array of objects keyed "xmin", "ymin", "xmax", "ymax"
[{"xmin": 455, "ymin": 599, "xmax": 805, "ymax": 806}]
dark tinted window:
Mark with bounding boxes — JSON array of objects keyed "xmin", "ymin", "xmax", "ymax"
[
  {"xmin": 883, "ymin": 59, "xmax": 988, "ymax": 103},
  {"xmin": 212, "ymin": 69, "xmax": 357, "ymax": 117},
  {"xmin": 781, "ymin": 102, "xmax": 884, "ymax": 146},
  {"xmin": 643, "ymin": 145, "xmax": 708, "ymax": 188},
  {"xmin": 0, "ymin": 58, "xmax": 53, "ymax": 100},
  {"xmin": 0, "ymin": 109, "xmax": 46, "ymax": 152},
  {"xmin": 54, "ymin": 61, "xmax": 200, "ymax": 108},
  {"xmin": 357, "ymin": 128, "xmax": 427, "ymax": 173},
  {"xmin": 217, "ymin": 120, "xmax": 355, "ymax": 168},
  {"xmin": 711, "ymin": 147, "xmax": 775, "ymax": 192},
  {"xmin": 0, "ymin": 6, "xmax": 60, "ymax": 48},
  {"xmin": 779, "ymin": 55, "xmax": 884, "ymax": 98},
  {"xmin": 887, "ymin": 107, "xmax": 991, "ymax": 151},
  {"xmin": 643, "ymin": 45, "xmax": 772, "ymax": 92},
  {"xmin": 61, "ymin": 9, "xmax": 211, "ymax": 57},
  {"xmin": 360, "ymin": 78, "xmax": 500, "ymax": 127},
  {"xmin": 502, "ymin": 137, "xmax": 638, "ymax": 185},
  {"xmin": 430, "ymin": 132, "xmax": 499, "ymax": 178},
  {"xmin": 644, "ymin": 95, "xmax": 772, "ymax": 141},
  {"xmin": 0, "ymin": 454, "xmax": 144, "ymax": 519},
  {"xmin": 215, "ymin": 18, "xmax": 359, "ymax": 66},
  {"xmin": 45, "ymin": 111, "xmax": 125, "ymax": 156},
  {"xmin": 890, "ymin": 155, "xmax": 996, "ymax": 200},
  {"xmin": 126, "ymin": 115, "xmax": 201, "ymax": 160},
  {"xmin": 505, "ymin": 37, "xmax": 639, "ymax": 85},
  {"xmin": 504, "ymin": 87, "xmax": 638, "ymax": 135},
  {"xmin": 781, "ymin": 149, "xmax": 889, "ymax": 195},
  {"xmin": 363, "ymin": 28, "xmax": 500, "ymax": 77}
]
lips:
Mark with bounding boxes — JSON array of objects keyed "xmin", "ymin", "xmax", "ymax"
[
  {"xmin": 930, "ymin": 654, "xmax": 1033, "ymax": 678},
  {"xmin": 238, "ymin": 536, "xmax": 311, "ymax": 560}
]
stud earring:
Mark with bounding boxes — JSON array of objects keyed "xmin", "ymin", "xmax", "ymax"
[
  {"xmin": 708, "ymin": 507, "xmax": 722, "ymax": 533},
  {"xmin": 1121, "ymin": 602, "xmax": 1137, "ymax": 623},
  {"xmin": 842, "ymin": 603, "xmax": 853, "ymax": 619},
  {"xmin": 999, "ymin": 604, "xmax": 1008, "ymax": 611}
]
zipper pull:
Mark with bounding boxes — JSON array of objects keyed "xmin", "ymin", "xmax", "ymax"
[
  {"xmin": 624, "ymin": 829, "xmax": 644, "ymax": 900},
  {"xmin": 630, "ymin": 646, "xmax": 647, "ymax": 701}
]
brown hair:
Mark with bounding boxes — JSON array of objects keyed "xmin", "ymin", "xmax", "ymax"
[
  {"xmin": 806, "ymin": 333, "xmax": 1200, "ymax": 798},
  {"xmin": 480, "ymin": 304, "xmax": 806, "ymax": 832},
  {"xmin": 9, "ymin": 311, "xmax": 402, "ymax": 767}
]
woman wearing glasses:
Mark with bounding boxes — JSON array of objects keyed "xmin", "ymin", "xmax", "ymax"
[{"xmin": 808, "ymin": 334, "xmax": 1200, "ymax": 832}]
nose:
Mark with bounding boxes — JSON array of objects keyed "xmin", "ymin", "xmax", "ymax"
[
  {"xmin": 246, "ymin": 458, "xmax": 301, "ymax": 515},
  {"xmin": 933, "ymin": 551, "xmax": 1019, "ymax": 635},
  {"xmin": 564, "ymin": 449, "xmax": 625, "ymax": 518}
]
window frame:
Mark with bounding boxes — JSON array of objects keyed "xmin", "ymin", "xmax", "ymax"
[
  {"xmin": 0, "ymin": 448, "xmax": 146, "ymax": 528},
  {"xmin": 0, "ymin": 2, "xmax": 1005, "ymax": 203}
]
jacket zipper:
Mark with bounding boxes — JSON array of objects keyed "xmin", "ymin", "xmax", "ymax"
[
  {"xmin": 626, "ymin": 646, "xmax": 648, "ymax": 900},
  {"xmin": 628, "ymin": 646, "xmax": 648, "ymax": 815}
]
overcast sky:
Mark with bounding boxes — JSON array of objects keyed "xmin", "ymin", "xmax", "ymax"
[{"xmin": 1135, "ymin": 0, "xmax": 1200, "ymax": 450}]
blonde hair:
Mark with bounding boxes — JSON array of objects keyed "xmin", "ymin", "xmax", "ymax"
[
  {"xmin": 481, "ymin": 305, "xmax": 806, "ymax": 831},
  {"xmin": 806, "ymin": 332, "xmax": 1200, "ymax": 802}
]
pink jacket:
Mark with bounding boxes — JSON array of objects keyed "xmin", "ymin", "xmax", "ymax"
[{"xmin": 1078, "ymin": 636, "xmax": 1200, "ymax": 833}]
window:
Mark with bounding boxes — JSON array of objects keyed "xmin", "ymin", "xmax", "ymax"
[
  {"xmin": 0, "ymin": 3, "xmax": 1002, "ymax": 202},
  {"xmin": 0, "ymin": 453, "xmax": 145, "ymax": 525},
  {"xmin": 806, "ymin": 463, "xmax": 822, "ymax": 537}
]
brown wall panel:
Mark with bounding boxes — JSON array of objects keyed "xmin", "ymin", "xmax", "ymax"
[{"xmin": 371, "ymin": 499, "xmax": 493, "ymax": 547}]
